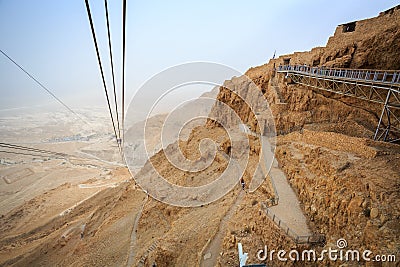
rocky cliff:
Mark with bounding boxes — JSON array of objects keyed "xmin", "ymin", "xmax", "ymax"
[
  {"xmin": 208, "ymin": 5, "xmax": 400, "ymax": 266},
  {"xmin": 1, "ymin": 6, "xmax": 399, "ymax": 267},
  {"xmin": 211, "ymin": 5, "xmax": 400, "ymax": 138}
]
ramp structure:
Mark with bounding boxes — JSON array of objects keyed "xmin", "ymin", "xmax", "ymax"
[{"xmin": 277, "ymin": 65, "xmax": 400, "ymax": 143}]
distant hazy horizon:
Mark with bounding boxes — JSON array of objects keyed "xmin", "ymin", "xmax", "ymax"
[{"xmin": 1, "ymin": 1, "xmax": 399, "ymax": 113}]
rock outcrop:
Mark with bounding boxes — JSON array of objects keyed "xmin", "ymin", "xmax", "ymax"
[
  {"xmin": 1, "ymin": 6, "xmax": 399, "ymax": 267},
  {"xmin": 209, "ymin": 5, "xmax": 400, "ymax": 266}
]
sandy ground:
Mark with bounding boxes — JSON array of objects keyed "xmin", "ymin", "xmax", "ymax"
[
  {"xmin": 0, "ymin": 108, "xmax": 133, "ymax": 265},
  {"xmin": 0, "ymin": 114, "xmax": 273, "ymax": 266},
  {"xmin": 0, "ymin": 108, "xmax": 125, "ymax": 216},
  {"xmin": 1, "ymin": 101, "xmax": 398, "ymax": 267}
]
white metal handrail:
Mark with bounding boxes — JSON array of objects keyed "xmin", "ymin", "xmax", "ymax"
[{"xmin": 277, "ymin": 65, "xmax": 400, "ymax": 85}]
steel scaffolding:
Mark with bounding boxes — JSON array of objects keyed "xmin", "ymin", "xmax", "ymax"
[{"xmin": 277, "ymin": 65, "xmax": 400, "ymax": 143}]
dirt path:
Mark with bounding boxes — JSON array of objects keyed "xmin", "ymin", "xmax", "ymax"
[
  {"xmin": 260, "ymin": 135, "xmax": 311, "ymax": 236},
  {"xmin": 241, "ymin": 124, "xmax": 311, "ymax": 236},
  {"xmin": 126, "ymin": 192, "xmax": 149, "ymax": 267},
  {"xmin": 59, "ymin": 190, "xmax": 102, "ymax": 216},
  {"xmin": 200, "ymin": 189, "xmax": 244, "ymax": 267}
]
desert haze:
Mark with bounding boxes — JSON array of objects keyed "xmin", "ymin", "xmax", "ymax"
[{"xmin": 1, "ymin": 4, "xmax": 400, "ymax": 267}]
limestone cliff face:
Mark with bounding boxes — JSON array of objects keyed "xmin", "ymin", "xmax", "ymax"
[
  {"xmin": 206, "ymin": 76, "xmax": 268, "ymax": 134},
  {"xmin": 209, "ymin": 5, "xmax": 400, "ymax": 137},
  {"xmin": 276, "ymin": 131, "xmax": 400, "ymax": 262},
  {"xmin": 207, "ymin": 6, "xmax": 400, "ymax": 266},
  {"xmin": 326, "ymin": 6, "xmax": 400, "ymax": 70},
  {"xmin": 247, "ymin": 5, "xmax": 400, "ymax": 78}
]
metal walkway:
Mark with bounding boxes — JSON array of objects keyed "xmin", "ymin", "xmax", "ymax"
[{"xmin": 277, "ymin": 65, "xmax": 400, "ymax": 143}]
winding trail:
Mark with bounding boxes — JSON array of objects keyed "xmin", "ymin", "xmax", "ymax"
[
  {"xmin": 59, "ymin": 190, "xmax": 102, "ymax": 216},
  {"xmin": 126, "ymin": 192, "xmax": 149, "ymax": 267},
  {"xmin": 200, "ymin": 189, "xmax": 244, "ymax": 267},
  {"xmin": 259, "ymin": 134, "xmax": 311, "ymax": 236},
  {"xmin": 244, "ymin": 126, "xmax": 311, "ymax": 237}
]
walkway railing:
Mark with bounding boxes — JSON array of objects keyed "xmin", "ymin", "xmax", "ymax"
[
  {"xmin": 276, "ymin": 65, "xmax": 400, "ymax": 143},
  {"xmin": 240, "ymin": 123, "xmax": 324, "ymax": 244},
  {"xmin": 277, "ymin": 65, "xmax": 400, "ymax": 86},
  {"xmin": 239, "ymin": 125, "xmax": 279, "ymax": 206},
  {"xmin": 261, "ymin": 203, "xmax": 325, "ymax": 245}
]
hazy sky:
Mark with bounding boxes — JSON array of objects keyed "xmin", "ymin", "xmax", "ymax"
[{"xmin": 0, "ymin": 0, "xmax": 398, "ymax": 111}]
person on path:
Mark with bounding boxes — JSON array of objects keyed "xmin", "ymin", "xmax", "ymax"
[{"xmin": 241, "ymin": 178, "xmax": 245, "ymax": 190}]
